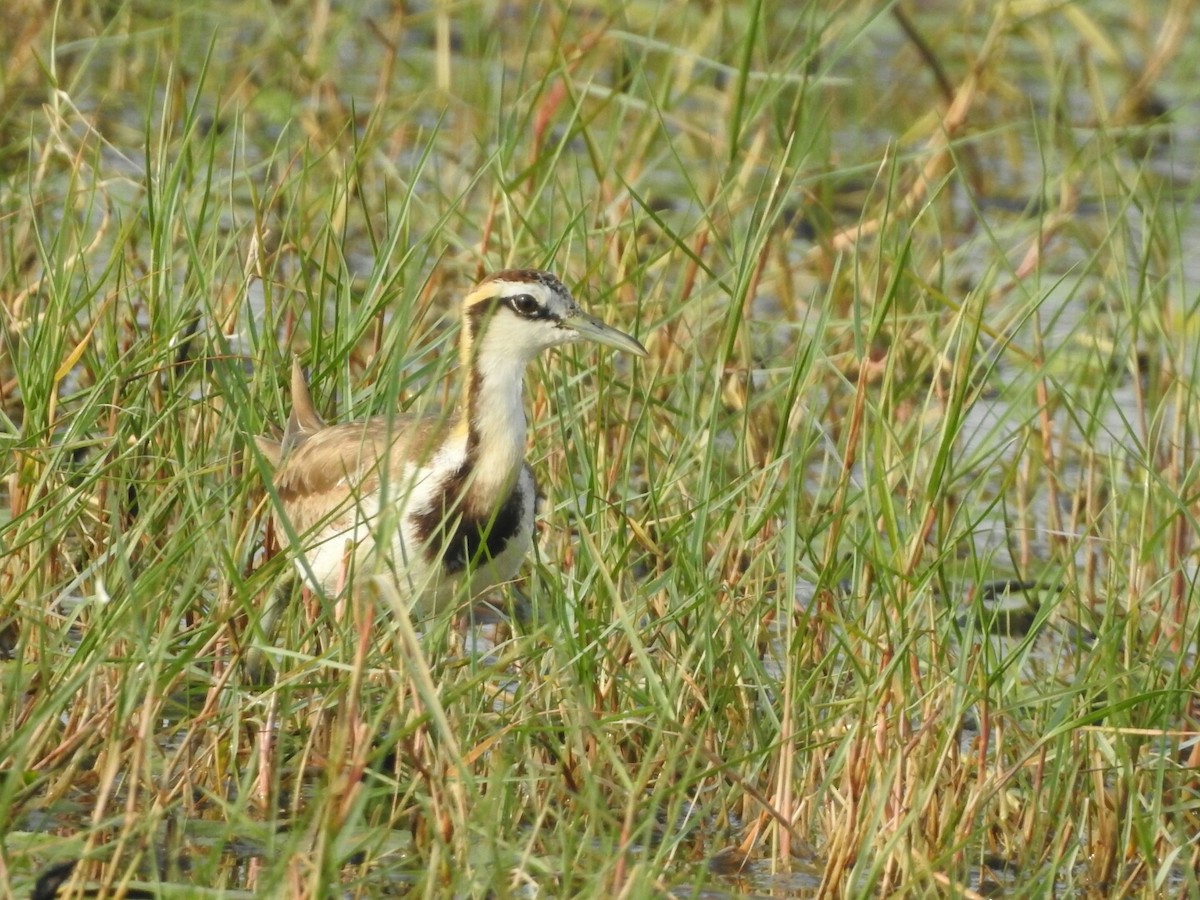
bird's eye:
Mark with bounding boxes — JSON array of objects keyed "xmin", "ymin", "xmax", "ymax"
[{"xmin": 507, "ymin": 294, "xmax": 542, "ymax": 317}]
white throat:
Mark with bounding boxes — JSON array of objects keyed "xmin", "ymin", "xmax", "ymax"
[{"xmin": 466, "ymin": 348, "xmax": 530, "ymax": 495}]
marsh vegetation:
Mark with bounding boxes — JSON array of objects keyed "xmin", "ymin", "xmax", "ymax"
[{"xmin": 2, "ymin": 1, "xmax": 1198, "ymax": 896}]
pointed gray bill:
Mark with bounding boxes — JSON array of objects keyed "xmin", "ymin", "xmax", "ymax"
[{"xmin": 562, "ymin": 311, "xmax": 649, "ymax": 357}]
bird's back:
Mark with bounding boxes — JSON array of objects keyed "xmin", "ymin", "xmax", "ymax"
[{"xmin": 269, "ymin": 413, "xmax": 445, "ymax": 536}]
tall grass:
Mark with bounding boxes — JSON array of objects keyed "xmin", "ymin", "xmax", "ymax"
[{"xmin": 2, "ymin": 1, "xmax": 1199, "ymax": 896}]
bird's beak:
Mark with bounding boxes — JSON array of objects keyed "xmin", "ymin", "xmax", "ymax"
[{"xmin": 562, "ymin": 310, "xmax": 650, "ymax": 357}]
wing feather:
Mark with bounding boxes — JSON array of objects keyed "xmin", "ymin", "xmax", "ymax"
[{"xmin": 271, "ymin": 415, "xmax": 445, "ymax": 534}]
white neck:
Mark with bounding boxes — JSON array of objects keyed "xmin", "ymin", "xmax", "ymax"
[{"xmin": 463, "ymin": 349, "xmax": 529, "ymax": 501}]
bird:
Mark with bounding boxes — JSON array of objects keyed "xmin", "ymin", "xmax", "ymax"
[{"xmin": 255, "ymin": 268, "xmax": 649, "ymax": 617}]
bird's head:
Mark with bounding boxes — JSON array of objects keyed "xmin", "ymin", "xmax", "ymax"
[{"xmin": 462, "ymin": 269, "xmax": 648, "ymax": 365}]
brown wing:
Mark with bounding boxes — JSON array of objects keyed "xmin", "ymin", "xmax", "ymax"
[
  {"xmin": 257, "ymin": 356, "xmax": 454, "ymax": 534},
  {"xmin": 270, "ymin": 415, "xmax": 446, "ymax": 535}
]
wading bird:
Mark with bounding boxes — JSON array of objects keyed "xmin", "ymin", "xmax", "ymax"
[{"xmin": 256, "ymin": 269, "xmax": 648, "ymax": 615}]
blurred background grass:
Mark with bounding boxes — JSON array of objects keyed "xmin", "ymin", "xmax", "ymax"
[{"xmin": 2, "ymin": 1, "xmax": 1200, "ymax": 896}]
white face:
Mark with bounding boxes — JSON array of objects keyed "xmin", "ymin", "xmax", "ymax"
[
  {"xmin": 467, "ymin": 276, "xmax": 582, "ymax": 361},
  {"xmin": 464, "ymin": 269, "xmax": 648, "ymax": 363}
]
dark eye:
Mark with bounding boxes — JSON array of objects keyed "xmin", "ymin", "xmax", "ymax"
[{"xmin": 507, "ymin": 293, "xmax": 542, "ymax": 317}]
